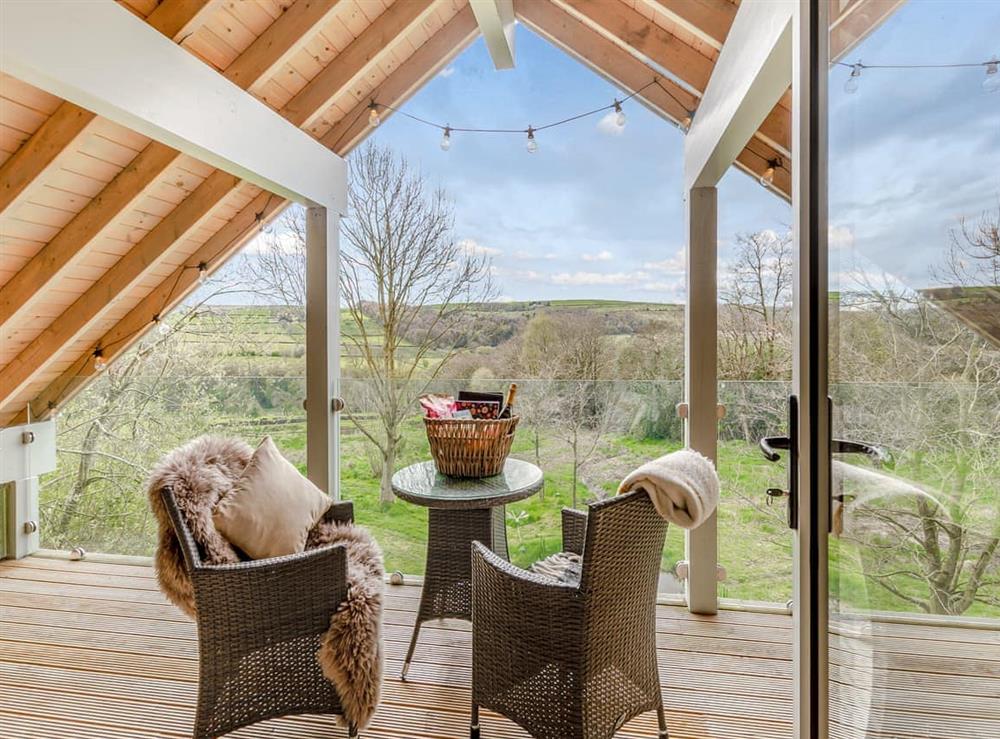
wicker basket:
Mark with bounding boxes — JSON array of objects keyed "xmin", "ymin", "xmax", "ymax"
[{"xmin": 424, "ymin": 415, "xmax": 519, "ymax": 478}]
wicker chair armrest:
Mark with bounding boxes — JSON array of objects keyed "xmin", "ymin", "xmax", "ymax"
[
  {"xmin": 472, "ymin": 541, "xmax": 580, "ymax": 603},
  {"xmin": 471, "ymin": 541, "xmax": 583, "ymax": 707},
  {"xmin": 159, "ymin": 488, "xmax": 202, "ymax": 569},
  {"xmin": 561, "ymin": 507, "xmax": 588, "ymax": 555},
  {"xmin": 195, "ymin": 541, "xmax": 346, "ymax": 577},
  {"xmin": 191, "ymin": 544, "xmax": 349, "ymax": 638},
  {"xmin": 321, "ymin": 499, "xmax": 354, "ymax": 525}
]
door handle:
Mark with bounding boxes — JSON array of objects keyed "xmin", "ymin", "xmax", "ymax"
[
  {"xmin": 831, "ymin": 438, "xmax": 890, "ymax": 466},
  {"xmin": 758, "ymin": 396, "xmax": 799, "ymax": 530}
]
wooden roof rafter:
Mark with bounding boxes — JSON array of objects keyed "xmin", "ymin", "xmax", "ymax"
[
  {"xmin": 516, "ymin": 0, "xmax": 791, "ymax": 198},
  {"xmin": 0, "ymin": 0, "xmax": 216, "ymax": 223},
  {"xmin": 1, "ymin": 0, "xmax": 481, "ymax": 425},
  {"xmin": 0, "ymin": 0, "xmax": 347, "ymax": 419},
  {"xmin": 0, "ymin": 0, "xmax": 912, "ymax": 427}
]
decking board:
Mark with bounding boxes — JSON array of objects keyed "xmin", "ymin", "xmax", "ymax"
[{"xmin": 1, "ymin": 557, "xmax": 998, "ymax": 738}]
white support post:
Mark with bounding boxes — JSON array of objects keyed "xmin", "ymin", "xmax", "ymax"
[
  {"xmin": 684, "ymin": 186, "xmax": 719, "ymax": 615},
  {"xmin": 305, "ymin": 206, "xmax": 341, "ymax": 498},
  {"xmin": 1, "ymin": 421, "xmax": 56, "ymax": 559}
]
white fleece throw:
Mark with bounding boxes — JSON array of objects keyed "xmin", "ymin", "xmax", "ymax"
[{"xmin": 617, "ymin": 449, "xmax": 720, "ymax": 529}]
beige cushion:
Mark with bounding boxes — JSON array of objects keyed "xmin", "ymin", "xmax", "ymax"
[{"xmin": 212, "ymin": 436, "xmax": 332, "ymax": 560}]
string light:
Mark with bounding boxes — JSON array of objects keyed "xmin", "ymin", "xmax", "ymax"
[
  {"xmin": 844, "ymin": 63, "xmax": 863, "ymax": 94},
  {"xmin": 613, "ymin": 99, "xmax": 626, "ymax": 127},
  {"xmin": 197, "ymin": 262, "xmax": 208, "ymax": 285},
  {"xmin": 153, "ymin": 314, "xmax": 171, "ymax": 336},
  {"xmin": 93, "ymin": 348, "xmax": 107, "ymax": 373},
  {"xmin": 526, "ymin": 126, "xmax": 538, "ymax": 153},
  {"xmin": 368, "ymin": 101, "xmax": 381, "ymax": 128},
  {"xmin": 440, "ymin": 126, "xmax": 452, "ymax": 151},
  {"xmin": 985, "ymin": 58, "xmax": 1000, "ymax": 93},
  {"xmin": 759, "ymin": 157, "xmax": 782, "ymax": 188}
]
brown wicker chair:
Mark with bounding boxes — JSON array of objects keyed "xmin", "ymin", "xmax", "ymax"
[
  {"xmin": 160, "ymin": 487, "xmax": 359, "ymax": 738},
  {"xmin": 470, "ymin": 490, "xmax": 669, "ymax": 739}
]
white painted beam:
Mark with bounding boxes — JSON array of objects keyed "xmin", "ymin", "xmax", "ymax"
[
  {"xmin": 684, "ymin": 0, "xmax": 794, "ymax": 190},
  {"xmin": 471, "ymin": 0, "xmax": 516, "ymax": 70},
  {"xmin": 0, "ymin": 0, "xmax": 346, "ymax": 211}
]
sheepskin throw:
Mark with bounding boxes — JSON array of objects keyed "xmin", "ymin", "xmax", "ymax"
[{"xmin": 146, "ymin": 435, "xmax": 384, "ymax": 729}]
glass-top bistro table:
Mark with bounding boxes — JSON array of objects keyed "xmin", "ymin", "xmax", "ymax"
[{"xmin": 391, "ymin": 458, "xmax": 543, "ymax": 680}]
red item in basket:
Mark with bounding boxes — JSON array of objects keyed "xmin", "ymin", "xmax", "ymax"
[{"xmin": 419, "ymin": 394, "xmax": 457, "ymax": 419}]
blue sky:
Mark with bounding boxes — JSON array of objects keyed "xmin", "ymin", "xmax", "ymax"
[{"xmin": 240, "ymin": 0, "xmax": 999, "ymax": 305}]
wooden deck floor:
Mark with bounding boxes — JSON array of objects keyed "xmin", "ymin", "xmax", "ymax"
[{"xmin": 1, "ymin": 556, "xmax": 997, "ymax": 738}]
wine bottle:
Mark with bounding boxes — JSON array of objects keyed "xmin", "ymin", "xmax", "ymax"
[{"xmin": 500, "ymin": 383, "xmax": 518, "ymax": 418}]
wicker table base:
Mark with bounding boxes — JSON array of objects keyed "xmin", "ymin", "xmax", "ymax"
[
  {"xmin": 401, "ymin": 506, "xmax": 508, "ymax": 679},
  {"xmin": 391, "ymin": 459, "xmax": 543, "ymax": 681}
]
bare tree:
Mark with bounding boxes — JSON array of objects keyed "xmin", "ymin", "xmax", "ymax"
[
  {"xmin": 342, "ymin": 143, "xmax": 494, "ymax": 503},
  {"xmin": 513, "ymin": 312, "xmax": 620, "ymax": 507},
  {"xmin": 719, "ymin": 229, "xmax": 793, "ymax": 381},
  {"xmin": 239, "ymin": 209, "xmax": 308, "ymax": 309},
  {"xmin": 835, "ymin": 203, "xmax": 1000, "ymax": 615},
  {"xmin": 936, "ymin": 200, "xmax": 1000, "ymax": 288}
]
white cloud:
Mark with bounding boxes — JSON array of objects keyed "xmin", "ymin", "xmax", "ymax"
[
  {"xmin": 458, "ymin": 238, "xmax": 502, "ymax": 257},
  {"xmin": 492, "ymin": 265, "xmax": 544, "ymax": 281},
  {"xmin": 581, "ymin": 249, "xmax": 613, "ymax": 262},
  {"xmin": 829, "ymin": 224, "xmax": 855, "ymax": 250},
  {"xmin": 512, "ymin": 249, "xmax": 557, "ymax": 260},
  {"xmin": 243, "ymin": 229, "xmax": 301, "ymax": 255},
  {"xmin": 596, "ymin": 110, "xmax": 625, "ymax": 136},
  {"xmin": 438, "ymin": 66, "xmax": 456, "ymax": 78},
  {"xmin": 550, "ymin": 270, "xmax": 648, "ymax": 286},
  {"xmin": 639, "ymin": 279, "xmax": 684, "ymax": 293},
  {"xmin": 643, "ymin": 249, "xmax": 686, "ymax": 272}
]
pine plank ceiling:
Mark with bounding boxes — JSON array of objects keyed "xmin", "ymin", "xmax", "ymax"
[{"xmin": 0, "ymin": 0, "xmax": 898, "ymax": 427}]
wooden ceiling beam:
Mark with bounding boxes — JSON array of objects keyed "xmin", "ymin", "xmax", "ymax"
[
  {"xmin": 1, "ymin": 0, "xmax": 341, "ymax": 342},
  {"xmin": 516, "ymin": 0, "xmax": 789, "ymax": 199},
  {"xmin": 0, "ymin": 1, "xmax": 212, "ymax": 219},
  {"xmin": 0, "ymin": 103, "xmax": 96, "ymax": 217},
  {"xmin": 0, "ymin": 170, "xmax": 239, "ymax": 409},
  {"xmin": 281, "ymin": 0, "xmax": 441, "ymax": 130},
  {"xmin": 555, "ymin": 0, "xmax": 789, "ymax": 157},
  {"xmin": 642, "ymin": 0, "xmax": 736, "ymax": 50},
  {"xmin": 223, "ymin": 0, "xmax": 347, "ymax": 91},
  {"xmin": 144, "ymin": 0, "xmax": 221, "ymax": 42},
  {"xmin": 555, "ymin": 0, "xmax": 715, "ymax": 92},
  {"xmin": 830, "ymin": 0, "xmax": 907, "ymax": 61},
  {"xmin": 320, "ymin": 5, "xmax": 480, "ymax": 155},
  {"xmin": 22, "ymin": 190, "xmax": 284, "ymax": 423},
  {"xmin": 0, "ymin": 142, "xmax": 183, "ymax": 331},
  {"xmin": 517, "ymin": 0, "xmax": 694, "ymax": 120}
]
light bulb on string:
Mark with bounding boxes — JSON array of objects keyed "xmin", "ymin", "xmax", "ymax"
[
  {"xmin": 759, "ymin": 158, "xmax": 780, "ymax": 188},
  {"xmin": 440, "ymin": 126, "xmax": 452, "ymax": 151},
  {"xmin": 154, "ymin": 314, "xmax": 171, "ymax": 336},
  {"xmin": 93, "ymin": 349, "xmax": 107, "ymax": 373},
  {"xmin": 844, "ymin": 63, "xmax": 863, "ymax": 94},
  {"xmin": 526, "ymin": 127, "xmax": 538, "ymax": 154},
  {"xmin": 197, "ymin": 262, "xmax": 208, "ymax": 285},
  {"xmin": 368, "ymin": 102, "xmax": 381, "ymax": 128},
  {"xmin": 984, "ymin": 59, "xmax": 1000, "ymax": 93},
  {"xmin": 613, "ymin": 100, "xmax": 626, "ymax": 128}
]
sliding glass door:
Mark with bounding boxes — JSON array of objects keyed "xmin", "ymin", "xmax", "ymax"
[{"xmin": 792, "ymin": 2, "xmax": 1000, "ymax": 737}]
